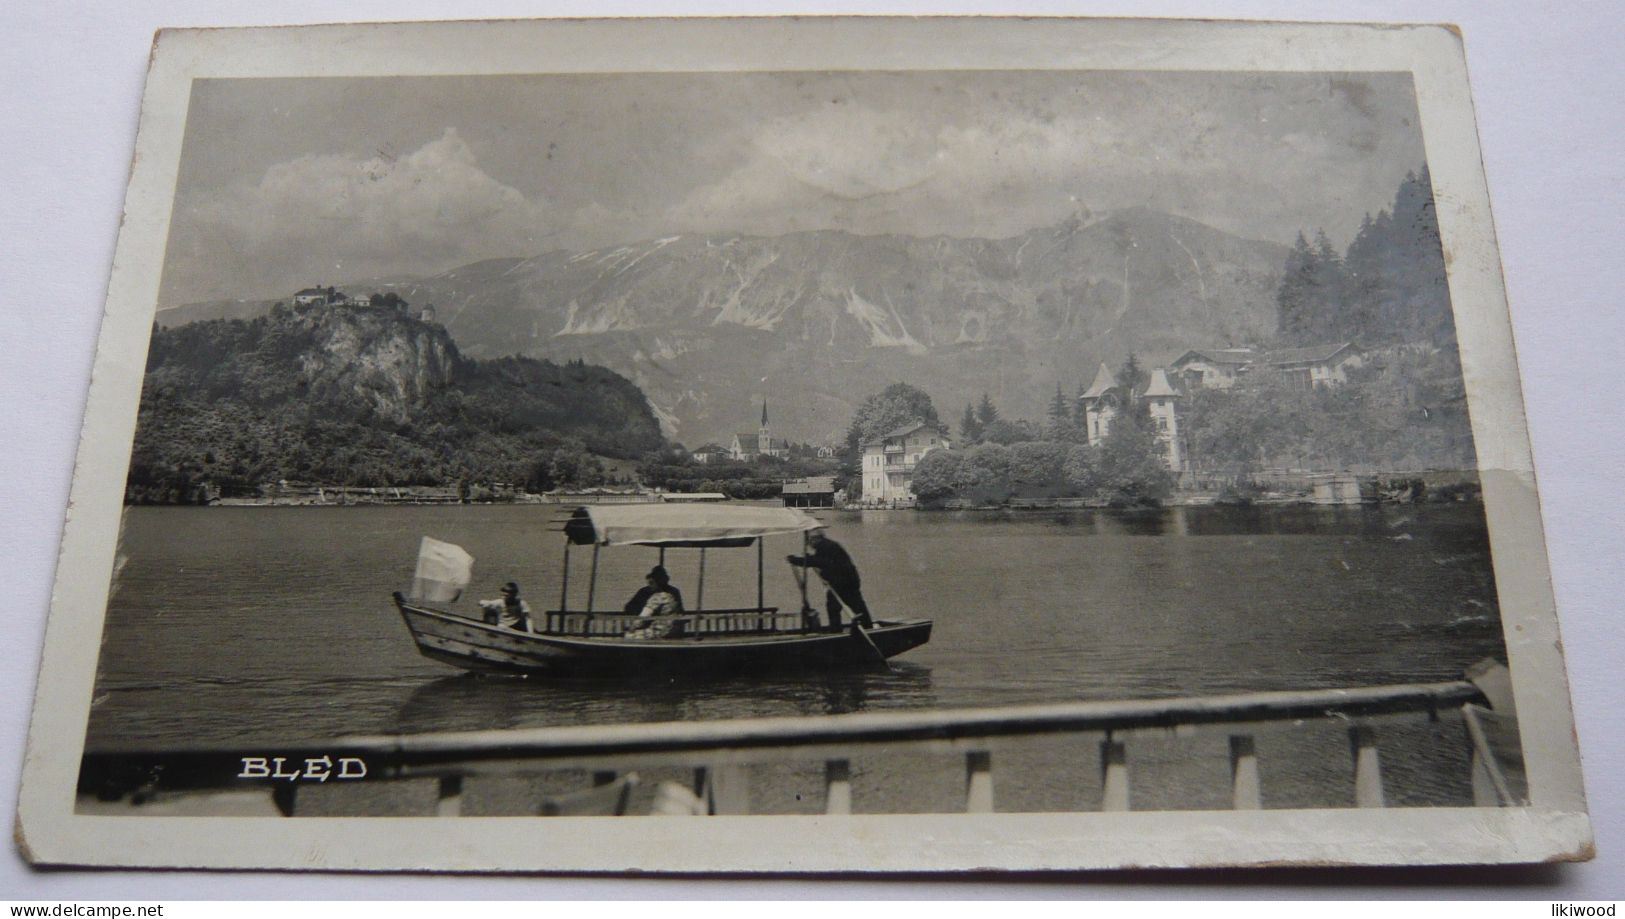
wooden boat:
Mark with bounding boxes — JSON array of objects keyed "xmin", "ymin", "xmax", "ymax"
[{"xmin": 393, "ymin": 504, "xmax": 932, "ymax": 675}]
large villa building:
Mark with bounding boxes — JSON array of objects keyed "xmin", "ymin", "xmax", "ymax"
[
  {"xmin": 1083, "ymin": 342, "xmax": 1362, "ymax": 476},
  {"xmin": 860, "ymin": 421, "xmax": 951, "ymax": 505},
  {"xmin": 1080, "ymin": 364, "xmax": 1185, "ymax": 473}
]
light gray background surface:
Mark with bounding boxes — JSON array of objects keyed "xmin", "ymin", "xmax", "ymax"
[{"xmin": 2, "ymin": 0, "xmax": 1618, "ymax": 899}]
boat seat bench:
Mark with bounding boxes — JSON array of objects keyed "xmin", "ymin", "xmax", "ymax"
[{"xmin": 542, "ymin": 607, "xmax": 803, "ymax": 637}]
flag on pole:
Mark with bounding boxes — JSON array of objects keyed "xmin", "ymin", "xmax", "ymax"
[{"xmin": 411, "ymin": 537, "xmax": 474, "ymax": 602}]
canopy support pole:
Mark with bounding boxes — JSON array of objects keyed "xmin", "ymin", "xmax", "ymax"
[
  {"xmin": 659, "ymin": 546, "xmax": 666, "ymax": 567},
  {"xmin": 559, "ymin": 540, "xmax": 571, "ymax": 613},
  {"xmin": 586, "ymin": 543, "xmax": 600, "ymax": 613},
  {"xmin": 757, "ymin": 538, "xmax": 765, "ymax": 614},
  {"xmin": 697, "ymin": 547, "xmax": 706, "ymax": 611},
  {"xmin": 795, "ymin": 531, "xmax": 813, "ymax": 622}
]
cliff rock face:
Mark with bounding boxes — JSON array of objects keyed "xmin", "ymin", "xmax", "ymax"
[
  {"xmin": 162, "ymin": 209, "xmax": 1287, "ymax": 445},
  {"xmin": 131, "ymin": 305, "xmax": 665, "ymax": 501},
  {"xmin": 289, "ymin": 309, "xmax": 460, "ymax": 424},
  {"xmin": 147, "ymin": 305, "xmax": 461, "ymax": 426}
]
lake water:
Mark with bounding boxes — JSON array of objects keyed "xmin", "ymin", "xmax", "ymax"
[{"xmin": 83, "ymin": 502, "xmax": 1511, "ymax": 811}]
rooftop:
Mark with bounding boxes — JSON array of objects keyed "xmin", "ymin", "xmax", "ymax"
[
  {"xmin": 1260, "ymin": 343, "xmax": 1357, "ymax": 365},
  {"xmin": 1143, "ymin": 368, "xmax": 1179, "ymax": 398},
  {"xmin": 862, "ymin": 421, "xmax": 943, "ymax": 446},
  {"xmin": 1081, "ymin": 363, "xmax": 1117, "ymax": 399}
]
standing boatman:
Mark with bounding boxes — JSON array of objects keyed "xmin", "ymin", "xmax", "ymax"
[{"xmin": 787, "ymin": 531, "xmax": 875, "ymax": 630}]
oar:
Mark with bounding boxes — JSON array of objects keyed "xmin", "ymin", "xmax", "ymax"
[
  {"xmin": 792, "ymin": 534, "xmax": 816, "ymax": 629},
  {"xmin": 850, "ymin": 620, "xmax": 889, "ymax": 670}
]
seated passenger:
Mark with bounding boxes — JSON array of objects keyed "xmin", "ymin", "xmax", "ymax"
[
  {"xmin": 623, "ymin": 566, "xmax": 684, "ymax": 639},
  {"xmin": 478, "ymin": 581, "xmax": 532, "ymax": 631},
  {"xmin": 623, "ymin": 566, "xmax": 684, "ymax": 617}
]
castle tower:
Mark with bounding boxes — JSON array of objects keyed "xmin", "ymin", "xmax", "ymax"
[
  {"xmin": 1079, "ymin": 363, "xmax": 1119, "ymax": 447},
  {"xmin": 1142, "ymin": 368, "xmax": 1183, "ymax": 472}
]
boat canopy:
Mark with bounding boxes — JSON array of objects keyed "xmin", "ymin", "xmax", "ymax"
[{"xmin": 564, "ymin": 504, "xmax": 825, "ymax": 547}]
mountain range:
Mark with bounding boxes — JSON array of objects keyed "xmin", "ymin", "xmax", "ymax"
[{"xmin": 159, "ymin": 208, "xmax": 1289, "ymax": 447}]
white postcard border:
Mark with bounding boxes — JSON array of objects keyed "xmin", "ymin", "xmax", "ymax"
[{"xmin": 16, "ymin": 16, "xmax": 1592, "ymax": 871}]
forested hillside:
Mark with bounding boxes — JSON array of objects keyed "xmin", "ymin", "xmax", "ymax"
[
  {"xmin": 1275, "ymin": 167, "xmax": 1455, "ymax": 349},
  {"xmin": 1182, "ymin": 166, "xmax": 1476, "ymax": 474},
  {"xmin": 126, "ymin": 304, "xmax": 664, "ymax": 503}
]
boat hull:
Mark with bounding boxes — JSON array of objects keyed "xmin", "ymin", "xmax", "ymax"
[{"xmin": 394, "ymin": 598, "xmax": 932, "ymax": 676}]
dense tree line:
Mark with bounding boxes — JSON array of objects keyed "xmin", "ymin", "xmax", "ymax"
[
  {"xmin": 910, "ymin": 414, "xmax": 1174, "ymax": 508},
  {"xmin": 1276, "ymin": 167, "xmax": 1455, "ymax": 348},
  {"xmin": 126, "ymin": 308, "xmax": 664, "ymax": 503},
  {"xmin": 636, "ymin": 446, "xmax": 839, "ymax": 500},
  {"xmin": 1182, "ymin": 345, "xmax": 1475, "ymax": 473},
  {"xmin": 851, "ymin": 375, "xmax": 1175, "ymax": 507}
]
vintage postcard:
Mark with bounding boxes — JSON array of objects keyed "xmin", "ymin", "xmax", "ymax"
[{"xmin": 16, "ymin": 17, "xmax": 1592, "ymax": 871}]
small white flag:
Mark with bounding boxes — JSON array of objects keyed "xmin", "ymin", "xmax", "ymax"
[{"xmin": 411, "ymin": 536, "xmax": 474, "ymax": 603}]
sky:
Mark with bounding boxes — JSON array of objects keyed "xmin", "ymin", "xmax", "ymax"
[{"xmin": 158, "ymin": 70, "xmax": 1426, "ymax": 306}]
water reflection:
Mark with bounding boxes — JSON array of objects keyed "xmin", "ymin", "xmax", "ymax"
[
  {"xmin": 92, "ymin": 502, "xmax": 1503, "ymax": 750},
  {"xmin": 394, "ymin": 663, "xmax": 936, "ymax": 736}
]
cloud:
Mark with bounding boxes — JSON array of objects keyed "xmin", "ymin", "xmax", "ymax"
[
  {"xmin": 160, "ymin": 71, "xmax": 1426, "ymax": 304},
  {"xmin": 756, "ymin": 102, "xmax": 948, "ymax": 200},
  {"xmin": 664, "ymin": 103, "xmax": 1127, "ymax": 239},
  {"xmin": 186, "ymin": 129, "xmax": 551, "ymax": 288}
]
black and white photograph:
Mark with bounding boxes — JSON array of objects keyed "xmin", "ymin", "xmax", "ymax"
[{"xmin": 14, "ymin": 16, "xmax": 1592, "ymax": 873}]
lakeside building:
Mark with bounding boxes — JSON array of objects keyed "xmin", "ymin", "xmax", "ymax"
[
  {"xmin": 1169, "ymin": 343, "xmax": 1362, "ymax": 391},
  {"xmin": 1079, "ymin": 363, "xmax": 1120, "ymax": 447},
  {"xmin": 1081, "ymin": 342, "xmax": 1361, "ymax": 477},
  {"xmin": 1142, "ymin": 368, "xmax": 1184, "ymax": 473},
  {"xmin": 691, "ymin": 443, "xmax": 730, "ymax": 465},
  {"xmin": 728, "ymin": 400, "xmax": 791, "ymax": 461},
  {"xmin": 1080, "ymin": 364, "xmax": 1185, "ymax": 474},
  {"xmin": 781, "ymin": 476, "xmax": 837, "ymax": 508},
  {"xmin": 860, "ymin": 421, "xmax": 950, "ymax": 505}
]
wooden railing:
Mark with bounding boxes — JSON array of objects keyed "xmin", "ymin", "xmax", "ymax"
[
  {"xmin": 77, "ymin": 662, "xmax": 1523, "ymax": 817},
  {"xmin": 542, "ymin": 607, "xmax": 802, "ymax": 637}
]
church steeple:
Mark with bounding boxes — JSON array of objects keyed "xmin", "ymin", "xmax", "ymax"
[{"xmin": 761, "ymin": 398, "xmax": 769, "ymax": 428}]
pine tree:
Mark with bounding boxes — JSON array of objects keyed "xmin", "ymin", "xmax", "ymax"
[
  {"xmin": 960, "ymin": 402, "xmax": 983, "ymax": 445},
  {"xmin": 1119, "ymin": 354, "xmax": 1147, "ymax": 406},
  {"xmin": 1343, "ymin": 210, "xmax": 1392, "ymax": 343},
  {"xmin": 1276, "ymin": 231, "xmax": 1317, "ymax": 345},
  {"xmin": 1388, "ymin": 165, "xmax": 1453, "ymax": 344},
  {"xmin": 1274, "ymin": 165, "xmax": 1456, "ymax": 350},
  {"xmin": 976, "ymin": 392, "xmax": 999, "ymax": 428},
  {"xmin": 1310, "ymin": 229, "xmax": 1350, "ymax": 342},
  {"xmin": 1046, "ymin": 383, "xmax": 1070, "ymax": 433}
]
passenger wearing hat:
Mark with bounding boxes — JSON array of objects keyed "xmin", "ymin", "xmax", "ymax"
[
  {"xmin": 479, "ymin": 581, "xmax": 533, "ymax": 631},
  {"xmin": 622, "ymin": 565, "xmax": 685, "ymax": 617}
]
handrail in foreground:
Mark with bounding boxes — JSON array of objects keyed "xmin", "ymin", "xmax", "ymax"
[{"xmin": 77, "ymin": 666, "xmax": 1524, "ymax": 816}]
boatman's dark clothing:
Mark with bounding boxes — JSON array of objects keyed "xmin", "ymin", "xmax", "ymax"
[
  {"xmin": 623, "ymin": 584, "xmax": 685, "ymax": 615},
  {"xmin": 788, "ymin": 538, "xmax": 875, "ymax": 629}
]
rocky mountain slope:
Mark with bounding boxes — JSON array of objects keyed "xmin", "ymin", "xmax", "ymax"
[{"xmin": 162, "ymin": 209, "xmax": 1287, "ymax": 446}]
